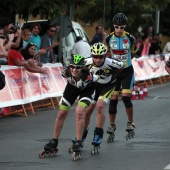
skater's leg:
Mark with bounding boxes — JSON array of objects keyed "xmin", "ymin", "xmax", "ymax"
[
  {"xmin": 85, "ymin": 103, "xmax": 95, "ymax": 129},
  {"xmin": 75, "ymin": 105, "xmax": 86, "ymax": 141},
  {"xmin": 95, "ymin": 99, "xmax": 106, "ymax": 128},
  {"xmin": 122, "ymin": 95, "xmax": 133, "ymax": 122},
  {"xmin": 53, "ymin": 109, "xmax": 68, "ymax": 139}
]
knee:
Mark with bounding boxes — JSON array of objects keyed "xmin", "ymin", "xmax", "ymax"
[
  {"xmin": 57, "ymin": 110, "xmax": 67, "ymax": 120},
  {"xmin": 122, "ymin": 96, "xmax": 133, "ymax": 108},
  {"xmin": 96, "ymin": 103, "xmax": 104, "ymax": 112},
  {"xmin": 109, "ymin": 99, "xmax": 118, "ymax": 114}
]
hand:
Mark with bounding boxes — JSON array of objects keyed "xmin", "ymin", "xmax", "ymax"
[
  {"xmin": 8, "ymin": 34, "xmax": 14, "ymax": 41},
  {"xmin": 38, "ymin": 49, "xmax": 46, "ymax": 55}
]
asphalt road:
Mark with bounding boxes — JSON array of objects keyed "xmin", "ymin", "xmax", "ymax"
[{"xmin": 0, "ymin": 82, "xmax": 170, "ymax": 170}]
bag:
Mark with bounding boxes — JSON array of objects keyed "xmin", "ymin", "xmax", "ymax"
[{"xmin": 0, "ymin": 71, "xmax": 5, "ymax": 90}]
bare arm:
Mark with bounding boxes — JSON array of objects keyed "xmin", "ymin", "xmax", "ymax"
[{"xmin": 0, "ymin": 38, "xmax": 7, "ymax": 57}]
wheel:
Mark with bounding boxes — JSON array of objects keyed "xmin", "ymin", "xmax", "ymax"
[
  {"xmin": 68, "ymin": 144, "xmax": 73, "ymax": 153},
  {"xmin": 39, "ymin": 151, "xmax": 45, "ymax": 158}
]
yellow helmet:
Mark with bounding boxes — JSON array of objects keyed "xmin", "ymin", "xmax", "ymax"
[{"xmin": 91, "ymin": 42, "xmax": 107, "ymax": 55}]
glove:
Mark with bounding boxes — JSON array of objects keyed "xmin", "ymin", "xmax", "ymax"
[{"xmin": 61, "ymin": 67, "xmax": 71, "ymax": 78}]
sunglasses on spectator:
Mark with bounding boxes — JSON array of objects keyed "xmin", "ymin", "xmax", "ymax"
[
  {"xmin": 114, "ymin": 25, "xmax": 126, "ymax": 29},
  {"xmin": 29, "ymin": 43, "xmax": 37, "ymax": 47},
  {"xmin": 50, "ymin": 30, "xmax": 56, "ymax": 33},
  {"xmin": 70, "ymin": 65, "xmax": 83, "ymax": 69},
  {"xmin": 92, "ymin": 55, "xmax": 105, "ymax": 59}
]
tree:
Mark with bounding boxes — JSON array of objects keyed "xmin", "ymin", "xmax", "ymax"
[{"xmin": 0, "ymin": 0, "xmax": 170, "ymax": 35}]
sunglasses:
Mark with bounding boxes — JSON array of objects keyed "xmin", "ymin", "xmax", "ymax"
[
  {"xmin": 29, "ymin": 43, "xmax": 37, "ymax": 47},
  {"xmin": 50, "ymin": 30, "xmax": 56, "ymax": 33},
  {"xmin": 70, "ymin": 65, "xmax": 83, "ymax": 69},
  {"xmin": 92, "ymin": 55, "xmax": 105, "ymax": 59},
  {"xmin": 114, "ymin": 25, "xmax": 126, "ymax": 29}
]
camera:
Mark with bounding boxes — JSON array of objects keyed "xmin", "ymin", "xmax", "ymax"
[
  {"xmin": 10, "ymin": 26, "xmax": 19, "ymax": 34},
  {"xmin": 166, "ymin": 57, "xmax": 170, "ymax": 67}
]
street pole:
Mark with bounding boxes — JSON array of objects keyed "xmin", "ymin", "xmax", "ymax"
[{"xmin": 155, "ymin": 9, "xmax": 160, "ymax": 34}]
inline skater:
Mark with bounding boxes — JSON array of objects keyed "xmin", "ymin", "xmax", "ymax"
[
  {"xmin": 83, "ymin": 42, "xmax": 124, "ymax": 154},
  {"xmin": 105, "ymin": 13, "xmax": 137, "ymax": 141},
  {"xmin": 39, "ymin": 54, "xmax": 99, "ymax": 161}
]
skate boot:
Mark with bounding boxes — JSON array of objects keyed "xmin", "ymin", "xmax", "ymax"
[
  {"xmin": 91, "ymin": 127, "xmax": 104, "ymax": 155},
  {"xmin": 68, "ymin": 128, "xmax": 88, "ymax": 153},
  {"xmin": 125, "ymin": 121, "xmax": 135, "ymax": 140},
  {"xmin": 106, "ymin": 123, "xmax": 116, "ymax": 143},
  {"xmin": 39, "ymin": 138, "xmax": 58, "ymax": 158},
  {"xmin": 72, "ymin": 141, "xmax": 82, "ymax": 161}
]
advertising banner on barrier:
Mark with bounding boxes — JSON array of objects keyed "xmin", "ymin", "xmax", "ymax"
[
  {"xmin": 0, "ymin": 63, "xmax": 67, "ymax": 108},
  {"xmin": 132, "ymin": 55, "xmax": 169, "ymax": 81}
]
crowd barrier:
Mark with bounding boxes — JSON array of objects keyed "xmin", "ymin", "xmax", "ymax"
[
  {"xmin": 0, "ymin": 55, "xmax": 170, "ymax": 116},
  {"xmin": 0, "ymin": 63, "xmax": 67, "ymax": 116},
  {"xmin": 132, "ymin": 54, "xmax": 170, "ymax": 86}
]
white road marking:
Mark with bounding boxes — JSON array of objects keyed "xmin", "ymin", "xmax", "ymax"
[{"xmin": 164, "ymin": 164, "xmax": 170, "ymax": 169}]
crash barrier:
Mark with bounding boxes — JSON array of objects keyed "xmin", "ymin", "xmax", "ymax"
[
  {"xmin": 0, "ymin": 63, "xmax": 66, "ymax": 116},
  {"xmin": 132, "ymin": 54, "xmax": 170, "ymax": 86},
  {"xmin": 0, "ymin": 55, "xmax": 170, "ymax": 116}
]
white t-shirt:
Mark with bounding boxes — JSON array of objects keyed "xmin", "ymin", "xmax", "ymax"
[
  {"xmin": 72, "ymin": 40, "xmax": 91, "ymax": 58},
  {"xmin": 163, "ymin": 42, "xmax": 170, "ymax": 54}
]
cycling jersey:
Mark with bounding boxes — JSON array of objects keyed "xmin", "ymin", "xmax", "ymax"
[
  {"xmin": 85, "ymin": 57, "xmax": 124, "ymax": 84},
  {"xmin": 61, "ymin": 67, "xmax": 98, "ymax": 90},
  {"xmin": 106, "ymin": 31, "xmax": 137, "ymax": 68}
]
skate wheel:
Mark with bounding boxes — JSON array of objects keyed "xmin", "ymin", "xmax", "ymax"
[
  {"xmin": 39, "ymin": 151, "xmax": 45, "ymax": 158},
  {"xmin": 72, "ymin": 152, "xmax": 81, "ymax": 161},
  {"xmin": 68, "ymin": 144, "xmax": 73, "ymax": 153}
]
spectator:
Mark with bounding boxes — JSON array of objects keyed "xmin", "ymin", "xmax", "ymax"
[
  {"xmin": 0, "ymin": 27, "xmax": 7, "ymax": 64},
  {"xmin": 21, "ymin": 29, "xmax": 31, "ymax": 49},
  {"xmin": 20, "ymin": 43, "xmax": 44, "ymax": 68},
  {"xmin": 40, "ymin": 24, "xmax": 59, "ymax": 63},
  {"xmin": 29, "ymin": 23, "xmax": 42, "ymax": 52},
  {"xmin": 149, "ymin": 34, "xmax": 161, "ymax": 55},
  {"xmin": 91, "ymin": 25, "xmax": 106, "ymax": 45},
  {"xmin": 53, "ymin": 23, "xmax": 60, "ymax": 62},
  {"xmin": 71, "ymin": 36, "xmax": 91, "ymax": 58},
  {"xmin": 1, "ymin": 36, "xmax": 47, "ymax": 116},
  {"xmin": 137, "ymin": 34, "xmax": 152, "ymax": 56},
  {"xmin": 0, "ymin": 17, "xmax": 14, "ymax": 52},
  {"xmin": 163, "ymin": 42, "xmax": 170, "ymax": 54}
]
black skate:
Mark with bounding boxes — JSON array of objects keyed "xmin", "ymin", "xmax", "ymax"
[
  {"xmin": 91, "ymin": 128, "xmax": 103, "ymax": 155},
  {"xmin": 68, "ymin": 128, "xmax": 88, "ymax": 153},
  {"xmin": 106, "ymin": 124, "xmax": 116, "ymax": 143},
  {"xmin": 72, "ymin": 141, "xmax": 82, "ymax": 161},
  {"xmin": 125, "ymin": 121, "xmax": 135, "ymax": 140},
  {"xmin": 39, "ymin": 138, "xmax": 58, "ymax": 158}
]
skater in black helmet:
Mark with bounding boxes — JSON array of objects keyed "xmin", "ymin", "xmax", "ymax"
[{"xmin": 105, "ymin": 13, "xmax": 137, "ymax": 141}]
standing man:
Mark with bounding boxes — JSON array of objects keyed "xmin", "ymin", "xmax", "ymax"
[
  {"xmin": 72, "ymin": 36, "xmax": 91, "ymax": 58},
  {"xmin": 91, "ymin": 25, "xmax": 106, "ymax": 45},
  {"xmin": 40, "ymin": 24, "xmax": 59, "ymax": 63},
  {"xmin": 105, "ymin": 13, "xmax": 137, "ymax": 141}
]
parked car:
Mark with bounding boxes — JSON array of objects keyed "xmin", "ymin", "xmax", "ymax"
[{"xmin": 20, "ymin": 19, "xmax": 90, "ymax": 66}]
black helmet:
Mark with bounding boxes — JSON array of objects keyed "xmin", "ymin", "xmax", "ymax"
[{"xmin": 112, "ymin": 13, "xmax": 128, "ymax": 25}]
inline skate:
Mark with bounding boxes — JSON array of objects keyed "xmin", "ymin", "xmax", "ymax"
[
  {"xmin": 68, "ymin": 128, "xmax": 88, "ymax": 153},
  {"xmin": 106, "ymin": 123, "xmax": 116, "ymax": 143},
  {"xmin": 39, "ymin": 138, "xmax": 58, "ymax": 158},
  {"xmin": 72, "ymin": 141, "xmax": 82, "ymax": 161},
  {"xmin": 125, "ymin": 121, "xmax": 135, "ymax": 140},
  {"xmin": 91, "ymin": 127, "xmax": 103, "ymax": 155}
]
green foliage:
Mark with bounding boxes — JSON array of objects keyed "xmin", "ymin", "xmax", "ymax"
[{"xmin": 0, "ymin": 0, "xmax": 170, "ymax": 35}]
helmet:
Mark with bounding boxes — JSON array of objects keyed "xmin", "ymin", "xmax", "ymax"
[
  {"xmin": 70, "ymin": 54, "xmax": 86, "ymax": 66},
  {"xmin": 91, "ymin": 42, "xmax": 107, "ymax": 55},
  {"xmin": 112, "ymin": 13, "xmax": 128, "ymax": 25}
]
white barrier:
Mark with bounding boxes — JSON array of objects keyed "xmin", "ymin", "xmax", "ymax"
[
  {"xmin": 132, "ymin": 55, "xmax": 170, "ymax": 82},
  {"xmin": 0, "ymin": 63, "xmax": 67, "ymax": 108}
]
